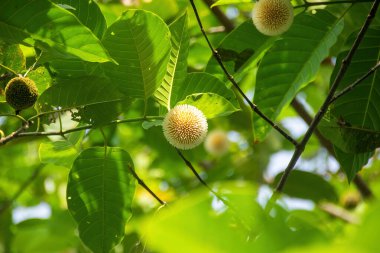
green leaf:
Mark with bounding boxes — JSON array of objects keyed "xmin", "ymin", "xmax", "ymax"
[
  {"xmin": 206, "ymin": 20, "xmax": 275, "ymax": 80},
  {"xmin": 328, "ymin": 27, "xmax": 380, "ymax": 181},
  {"xmin": 172, "ymin": 72, "xmax": 239, "ymax": 109},
  {"xmin": 154, "ymin": 11, "xmax": 189, "ymax": 110},
  {"xmin": 211, "ymin": 0, "xmax": 252, "ymax": 7},
  {"xmin": 37, "ymin": 76, "xmax": 128, "ymax": 125},
  {"xmin": 52, "ymin": 0, "xmax": 107, "ymax": 38},
  {"xmin": 273, "ymin": 170, "xmax": 338, "ymax": 202},
  {"xmin": 39, "ymin": 141, "xmax": 78, "ymax": 168},
  {"xmin": 330, "ymin": 27, "xmax": 380, "ymax": 137},
  {"xmin": 27, "ymin": 66, "xmax": 52, "ymax": 94},
  {"xmin": 0, "ymin": 42, "xmax": 25, "ymax": 75},
  {"xmin": 39, "ymin": 131, "xmax": 83, "ymax": 168},
  {"xmin": 136, "ymin": 182, "xmax": 261, "ymax": 253},
  {"xmin": 178, "ymin": 93, "xmax": 239, "ymax": 118},
  {"xmin": 67, "ymin": 147, "xmax": 136, "ymax": 253},
  {"xmin": 0, "ymin": 0, "xmax": 112, "ymax": 63},
  {"xmin": 334, "ymin": 147, "xmax": 373, "ymax": 182},
  {"xmin": 253, "ymin": 10, "xmax": 344, "ymax": 141},
  {"xmin": 102, "ymin": 10, "xmax": 171, "ymax": 100},
  {"xmin": 319, "ymin": 115, "xmax": 380, "ymax": 153}
]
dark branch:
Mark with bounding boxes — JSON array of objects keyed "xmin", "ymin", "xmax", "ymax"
[
  {"xmin": 189, "ymin": 0, "xmax": 298, "ymax": 146},
  {"xmin": 127, "ymin": 166, "xmax": 166, "ymax": 206},
  {"xmin": 276, "ymin": 0, "xmax": 380, "ymax": 192}
]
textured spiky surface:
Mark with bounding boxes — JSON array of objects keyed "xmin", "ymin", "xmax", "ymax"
[
  {"xmin": 5, "ymin": 77, "xmax": 38, "ymax": 110},
  {"xmin": 252, "ymin": 0, "xmax": 293, "ymax": 36},
  {"xmin": 163, "ymin": 104, "xmax": 208, "ymax": 150},
  {"xmin": 204, "ymin": 130, "xmax": 230, "ymax": 156}
]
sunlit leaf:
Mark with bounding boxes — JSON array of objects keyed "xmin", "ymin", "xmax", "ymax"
[
  {"xmin": 178, "ymin": 93, "xmax": 239, "ymax": 118},
  {"xmin": 172, "ymin": 72, "xmax": 239, "ymax": 109},
  {"xmin": 67, "ymin": 147, "xmax": 136, "ymax": 253},
  {"xmin": 154, "ymin": 11, "xmax": 189, "ymax": 110},
  {"xmin": 52, "ymin": 0, "xmax": 107, "ymax": 38},
  {"xmin": 253, "ymin": 10, "xmax": 344, "ymax": 141},
  {"xmin": 102, "ymin": 9, "xmax": 171, "ymax": 101},
  {"xmin": 211, "ymin": 0, "xmax": 252, "ymax": 7},
  {"xmin": 0, "ymin": 0, "xmax": 113, "ymax": 63},
  {"xmin": 37, "ymin": 76, "xmax": 128, "ymax": 125}
]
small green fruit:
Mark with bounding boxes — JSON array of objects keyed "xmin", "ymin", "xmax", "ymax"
[
  {"xmin": 5, "ymin": 76, "xmax": 39, "ymax": 111},
  {"xmin": 252, "ymin": 0, "xmax": 294, "ymax": 36}
]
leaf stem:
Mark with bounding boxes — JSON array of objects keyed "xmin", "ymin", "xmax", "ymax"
[
  {"xmin": 275, "ymin": 0, "xmax": 380, "ymax": 193},
  {"xmin": 189, "ymin": 0, "xmax": 298, "ymax": 146}
]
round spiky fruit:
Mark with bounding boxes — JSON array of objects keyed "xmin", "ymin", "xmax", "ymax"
[
  {"xmin": 204, "ymin": 130, "xmax": 230, "ymax": 156},
  {"xmin": 252, "ymin": 0, "xmax": 294, "ymax": 36},
  {"xmin": 5, "ymin": 77, "xmax": 38, "ymax": 111},
  {"xmin": 163, "ymin": 104, "xmax": 208, "ymax": 150}
]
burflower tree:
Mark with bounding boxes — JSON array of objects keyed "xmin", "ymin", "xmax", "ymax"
[{"xmin": 0, "ymin": 0, "xmax": 379, "ymax": 252}]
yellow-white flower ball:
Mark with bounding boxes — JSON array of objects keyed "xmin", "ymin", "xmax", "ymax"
[
  {"xmin": 163, "ymin": 104, "xmax": 208, "ymax": 150},
  {"xmin": 204, "ymin": 130, "xmax": 230, "ymax": 156},
  {"xmin": 252, "ymin": 0, "xmax": 294, "ymax": 36}
]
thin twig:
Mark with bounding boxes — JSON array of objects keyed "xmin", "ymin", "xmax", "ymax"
[
  {"xmin": 319, "ymin": 203, "xmax": 359, "ymax": 224},
  {"xmin": 294, "ymin": 0, "xmax": 373, "ymax": 9},
  {"xmin": 127, "ymin": 166, "xmax": 166, "ymax": 205},
  {"xmin": 276, "ymin": 0, "xmax": 380, "ymax": 192},
  {"xmin": 189, "ymin": 0, "xmax": 298, "ymax": 146},
  {"xmin": 0, "ymin": 164, "xmax": 45, "ymax": 215},
  {"xmin": 329, "ymin": 61, "xmax": 380, "ymax": 104},
  {"xmin": 176, "ymin": 149, "xmax": 230, "ymax": 206},
  {"xmin": 0, "ymin": 116, "xmax": 163, "ymax": 146},
  {"xmin": 291, "ymin": 98, "xmax": 373, "ymax": 199}
]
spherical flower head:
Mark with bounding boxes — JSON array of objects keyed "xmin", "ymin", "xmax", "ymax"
[
  {"xmin": 204, "ymin": 130, "xmax": 230, "ymax": 156},
  {"xmin": 252, "ymin": 0, "xmax": 294, "ymax": 36},
  {"xmin": 5, "ymin": 76, "xmax": 38, "ymax": 111},
  {"xmin": 163, "ymin": 104, "xmax": 208, "ymax": 150}
]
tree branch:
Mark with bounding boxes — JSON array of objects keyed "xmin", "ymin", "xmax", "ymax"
[
  {"xmin": 291, "ymin": 98, "xmax": 373, "ymax": 199},
  {"xmin": 275, "ymin": 0, "xmax": 380, "ymax": 192},
  {"xmin": 127, "ymin": 166, "xmax": 166, "ymax": 206},
  {"xmin": 0, "ymin": 121, "xmax": 30, "ymax": 145},
  {"xmin": 189, "ymin": 0, "xmax": 298, "ymax": 146}
]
